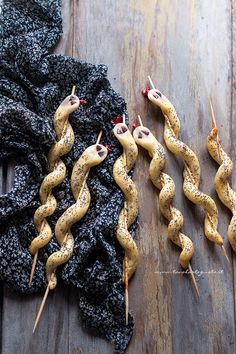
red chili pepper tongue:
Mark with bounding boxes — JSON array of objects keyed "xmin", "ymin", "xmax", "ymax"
[
  {"xmin": 104, "ymin": 144, "xmax": 112, "ymax": 153},
  {"xmin": 113, "ymin": 117, "xmax": 122, "ymax": 124},
  {"xmin": 132, "ymin": 122, "xmax": 138, "ymax": 130},
  {"xmin": 142, "ymin": 86, "xmax": 150, "ymax": 97},
  {"xmin": 80, "ymin": 100, "xmax": 88, "ymax": 105}
]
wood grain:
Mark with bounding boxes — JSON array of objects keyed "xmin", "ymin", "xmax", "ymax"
[
  {"xmin": 1, "ymin": 0, "xmax": 236, "ymax": 353},
  {"xmin": 53, "ymin": 0, "xmax": 74, "ymax": 56},
  {"xmin": 0, "ymin": 162, "xmax": 3, "ymax": 353},
  {"xmin": 0, "ymin": 163, "xmax": 4, "ymax": 198},
  {"xmin": 231, "ymin": 0, "xmax": 236, "ymax": 351},
  {"xmin": 2, "ymin": 283, "xmax": 69, "ymax": 354},
  {"xmin": 1, "ymin": 1, "xmax": 74, "ymax": 353}
]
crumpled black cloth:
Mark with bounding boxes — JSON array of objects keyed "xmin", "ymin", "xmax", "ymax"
[{"xmin": 0, "ymin": 1, "xmax": 137, "ymax": 352}]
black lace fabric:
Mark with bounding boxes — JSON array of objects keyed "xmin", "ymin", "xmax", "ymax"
[{"xmin": 0, "ymin": 1, "xmax": 137, "ymax": 352}]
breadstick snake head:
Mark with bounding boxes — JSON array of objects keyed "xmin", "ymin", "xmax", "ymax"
[
  {"xmin": 59, "ymin": 94, "xmax": 81, "ymax": 115},
  {"xmin": 133, "ymin": 126, "xmax": 155, "ymax": 149},
  {"xmin": 113, "ymin": 123, "xmax": 131, "ymax": 142},
  {"xmin": 85, "ymin": 144, "xmax": 108, "ymax": 166},
  {"xmin": 148, "ymin": 89, "xmax": 171, "ymax": 114}
]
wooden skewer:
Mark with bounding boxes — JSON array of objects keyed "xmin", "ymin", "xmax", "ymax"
[
  {"xmin": 168, "ymin": 99, "xmax": 228, "ymax": 263},
  {"xmin": 210, "ymin": 100, "xmax": 234, "ymax": 212},
  {"xmin": 221, "ymin": 245, "xmax": 230, "ymax": 263},
  {"xmin": 122, "ymin": 113, "xmax": 126, "ymax": 125},
  {"xmin": 207, "ymin": 212, "xmax": 230, "ymax": 263},
  {"xmin": 184, "ymin": 162, "xmax": 195, "ymax": 185},
  {"xmin": 71, "ymin": 85, "xmax": 76, "ymax": 95},
  {"xmin": 123, "ymin": 195, "xmax": 129, "ymax": 325},
  {"xmin": 29, "ymin": 251, "xmax": 38, "ymax": 287},
  {"xmin": 137, "ymin": 115, "xmax": 198, "ymax": 300},
  {"xmin": 32, "ymin": 130, "xmax": 103, "ymax": 332},
  {"xmin": 147, "ymin": 78, "xmax": 227, "ymax": 275},
  {"xmin": 197, "ymin": 103, "xmax": 229, "ymax": 262},
  {"xmin": 29, "ymin": 86, "xmax": 77, "ymax": 287},
  {"xmin": 145, "ymin": 88, "xmax": 200, "ymax": 294},
  {"xmin": 138, "ymin": 115, "xmax": 143, "ymax": 126},
  {"xmin": 96, "ymin": 130, "xmax": 103, "ymax": 144},
  {"xmin": 29, "ymin": 195, "xmax": 52, "ymax": 287},
  {"xmin": 148, "ymin": 75, "xmax": 155, "ymax": 90},
  {"xmin": 188, "ymin": 263, "xmax": 200, "ymax": 297},
  {"xmin": 165, "ymin": 115, "xmax": 196, "ymax": 185},
  {"xmin": 209, "ymin": 100, "xmax": 220, "ymax": 142},
  {"xmin": 124, "ymin": 251, "xmax": 129, "ymax": 325},
  {"xmin": 121, "ymin": 121, "xmax": 129, "ymax": 325},
  {"xmin": 33, "ymin": 284, "xmax": 50, "ymax": 333},
  {"xmin": 71, "ymin": 0, "xmax": 77, "ymax": 58}
]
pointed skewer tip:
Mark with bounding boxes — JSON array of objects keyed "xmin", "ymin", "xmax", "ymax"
[
  {"xmin": 209, "ymin": 100, "xmax": 217, "ymax": 128},
  {"xmin": 137, "ymin": 115, "xmax": 143, "ymax": 126},
  {"xmin": 147, "ymin": 75, "xmax": 155, "ymax": 90},
  {"xmin": 188, "ymin": 263, "xmax": 200, "ymax": 297},
  {"xmin": 33, "ymin": 284, "xmax": 50, "ymax": 333},
  {"xmin": 29, "ymin": 251, "xmax": 38, "ymax": 287},
  {"xmin": 209, "ymin": 99, "xmax": 221, "ymax": 143},
  {"xmin": 122, "ymin": 144, "xmax": 128, "ymax": 325},
  {"xmin": 124, "ymin": 255, "xmax": 129, "ymax": 325},
  {"xmin": 221, "ymin": 245, "xmax": 230, "ymax": 263},
  {"xmin": 96, "ymin": 130, "xmax": 103, "ymax": 145}
]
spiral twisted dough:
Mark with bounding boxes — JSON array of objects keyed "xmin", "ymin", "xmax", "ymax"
[
  {"xmin": 46, "ymin": 143, "xmax": 108, "ymax": 289},
  {"xmin": 30, "ymin": 94, "xmax": 81, "ymax": 255},
  {"xmin": 113, "ymin": 123, "xmax": 139, "ymax": 279},
  {"xmin": 207, "ymin": 128, "xmax": 236, "ymax": 251},
  {"xmin": 147, "ymin": 89, "xmax": 224, "ymax": 246},
  {"xmin": 133, "ymin": 126, "xmax": 194, "ymax": 268}
]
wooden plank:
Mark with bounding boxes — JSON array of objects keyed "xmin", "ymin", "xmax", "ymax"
[
  {"xmin": 73, "ymin": 0, "xmax": 235, "ymax": 353},
  {"xmin": 72, "ymin": 1, "xmax": 172, "ymax": 353},
  {"xmin": 58, "ymin": 2, "xmax": 116, "ymax": 352},
  {"xmin": 2, "ymin": 161, "xmax": 69, "ymax": 354},
  {"xmin": 1, "ymin": 1, "xmax": 236, "ymax": 354},
  {"xmin": 231, "ymin": 0, "xmax": 236, "ymax": 348},
  {"xmin": 0, "ymin": 161, "xmax": 4, "ymax": 353},
  {"xmin": 1, "ymin": 2, "xmax": 73, "ymax": 354},
  {"xmin": 0, "ymin": 160, "xmax": 8, "ymax": 354},
  {"xmin": 146, "ymin": 1, "xmax": 235, "ymax": 353},
  {"xmin": 0, "ymin": 161, "xmax": 7, "ymax": 198},
  {"xmin": 149, "ymin": 2, "xmax": 235, "ymax": 354},
  {"xmin": 53, "ymin": 0, "xmax": 74, "ymax": 56},
  {"xmin": 74, "ymin": 1, "xmax": 234, "ymax": 353}
]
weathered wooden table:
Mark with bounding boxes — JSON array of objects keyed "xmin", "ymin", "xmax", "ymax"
[{"xmin": 1, "ymin": 1, "xmax": 236, "ymax": 353}]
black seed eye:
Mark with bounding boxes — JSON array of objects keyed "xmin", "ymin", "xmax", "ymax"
[
  {"xmin": 121, "ymin": 126, "xmax": 128, "ymax": 133},
  {"xmin": 96, "ymin": 145, "xmax": 102, "ymax": 151},
  {"xmin": 138, "ymin": 132, "xmax": 143, "ymax": 139},
  {"xmin": 98, "ymin": 151, "xmax": 105, "ymax": 157},
  {"xmin": 117, "ymin": 128, "xmax": 122, "ymax": 134},
  {"xmin": 141, "ymin": 130, "xmax": 149, "ymax": 136},
  {"xmin": 154, "ymin": 90, "xmax": 162, "ymax": 98},
  {"xmin": 69, "ymin": 95, "xmax": 78, "ymax": 104}
]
